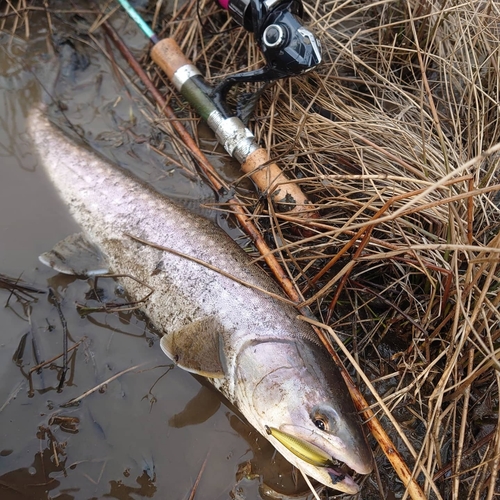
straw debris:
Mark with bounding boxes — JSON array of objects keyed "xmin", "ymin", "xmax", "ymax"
[{"xmin": 156, "ymin": 1, "xmax": 500, "ymax": 498}]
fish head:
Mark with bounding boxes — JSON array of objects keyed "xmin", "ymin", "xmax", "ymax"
[
  {"xmin": 238, "ymin": 339, "xmax": 373, "ymax": 493},
  {"xmin": 276, "ymin": 400, "xmax": 374, "ymax": 494}
]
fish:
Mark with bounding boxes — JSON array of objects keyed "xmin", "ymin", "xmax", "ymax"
[{"xmin": 28, "ymin": 108, "xmax": 373, "ymax": 494}]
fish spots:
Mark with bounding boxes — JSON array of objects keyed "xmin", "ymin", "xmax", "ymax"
[{"xmin": 152, "ymin": 260, "xmax": 165, "ymax": 276}]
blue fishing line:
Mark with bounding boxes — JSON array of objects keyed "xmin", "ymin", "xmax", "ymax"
[{"xmin": 116, "ymin": 0, "xmax": 159, "ymax": 44}]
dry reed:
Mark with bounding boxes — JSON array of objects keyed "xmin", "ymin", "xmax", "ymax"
[{"xmin": 159, "ymin": 1, "xmax": 500, "ymax": 498}]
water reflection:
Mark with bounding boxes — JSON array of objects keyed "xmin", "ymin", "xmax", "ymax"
[
  {"xmin": 103, "ymin": 470, "xmax": 157, "ymax": 499},
  {"xmin": 0, "ymin": 446, "xmax": 65, "ymax": 500},
  {"xmin": 0, "ymin": 445, "xmax": 158, "ymax": 500},
  {"xmin": 168, "ymin": 385, "xmax": 221, "ymax": 428}
]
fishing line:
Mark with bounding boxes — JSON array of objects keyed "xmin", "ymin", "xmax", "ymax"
[{"xmin": 116, "ymin": 0, "xmax": 159, "ymax": 43}]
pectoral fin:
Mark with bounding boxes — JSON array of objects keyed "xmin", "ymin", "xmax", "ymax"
[
  {"xmin": 39, "ymin": 233, "xmax": 109, "ymax": 277},
  {"xmin": 160, "ymin": 317, "xmax": 227, "ymax": 378}
]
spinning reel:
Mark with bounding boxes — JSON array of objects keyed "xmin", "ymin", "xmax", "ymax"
[{"xmin": 213, "ymin": 0, "xmax": 322, "ymax": 108}]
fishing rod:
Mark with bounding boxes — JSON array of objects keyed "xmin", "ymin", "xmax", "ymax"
[
  {"xmin": 115, "ymin": 0, "xmax": 319, "ymax": 215},
  {"xmin": 120, "ymin": 0, "xmax": 321, "ymax": 110}
]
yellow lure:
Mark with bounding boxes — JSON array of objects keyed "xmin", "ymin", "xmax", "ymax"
[{"xmin": 265, "ymin": 426, "xmax": 334, "ymax": 468}]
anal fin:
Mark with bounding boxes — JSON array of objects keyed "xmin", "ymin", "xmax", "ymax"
[{"xmin": 39, "ymin": 232, "xmax": 109, "ymax": 277}]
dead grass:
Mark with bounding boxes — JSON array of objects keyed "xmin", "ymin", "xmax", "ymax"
[{"xmin": 162, "ymin": 1, "xmax": 500, "ymax": 498}]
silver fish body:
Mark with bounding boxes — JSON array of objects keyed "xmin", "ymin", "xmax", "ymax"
[{"xmin": 28, "ymin": 109, "xmax": 372, "ymax": 494}]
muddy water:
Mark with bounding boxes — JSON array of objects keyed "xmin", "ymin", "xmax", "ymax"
[{"xmin": 0, "ymin": 5, "xmax": 309, "ymax": 500}]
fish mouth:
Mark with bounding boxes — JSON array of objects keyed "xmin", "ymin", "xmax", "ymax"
[
  {"xmin": 265, "ymin": 426, "xmax": 361, "ymax": 494},
  {"xmin": 306, "ymin": 453, "xmax": 361, "ymax": 494},
  {"xmin": 325, "ymin": 461, "xmax": 355, "ymax": 487},
  {"xmin": 313, "ymin": 455, "xmax": 360, "ymax": 494},
  {"xmin": 327, "ymin": 469, "xmax": 360, "ymax": 495},
  {"xmin": 304, "ymin": 455, "xmax": 361, "ymax": 494}
]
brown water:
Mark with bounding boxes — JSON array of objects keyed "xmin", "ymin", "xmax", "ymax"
[{"xmin": 0, "ymin": 5, "xmax": 311, "ymax": 500}]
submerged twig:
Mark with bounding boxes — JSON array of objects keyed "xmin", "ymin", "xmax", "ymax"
[
  {"xmin": 60, "ymin": 362, "xmax": 147, "ymax": 407},
  {"xmin": 76, "ymin": 273, "xmax": 154, "ymax": 314},
  {"xmin": 28, "ymin": 339, "xmax": 84, "ymax": 397},
  {"xmin": 1, "ymin": 272, "xmax": 45, "ymax": 306},
  {"xmin": 48, "ymin": 288, "xmax": 69, "ymax": 392},
  {"xmin": 0, "ymin": 381, "xmax": 25, "ymax": 414},
  {"xmin": 187, "ymin": 453, "xmax": 210, "ymax": 500}
]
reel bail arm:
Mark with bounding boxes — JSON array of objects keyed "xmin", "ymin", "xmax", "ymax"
[{"xmin": 213, "ymin": 0, "xmax": 321, "ymax": 116}]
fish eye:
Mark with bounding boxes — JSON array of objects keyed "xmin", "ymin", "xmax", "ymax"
[
  {"xmin": 313, "ymin": 418, "xmax": 326, "ymax": 431},
  {"xmin": 310, "ymin": 404, "xmax": 338, "ymax": 432}
]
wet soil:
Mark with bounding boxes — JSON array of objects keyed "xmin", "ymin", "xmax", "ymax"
[{"xmin": 0, "ymin": 3, "xmax": 311, "ymax": 499}]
